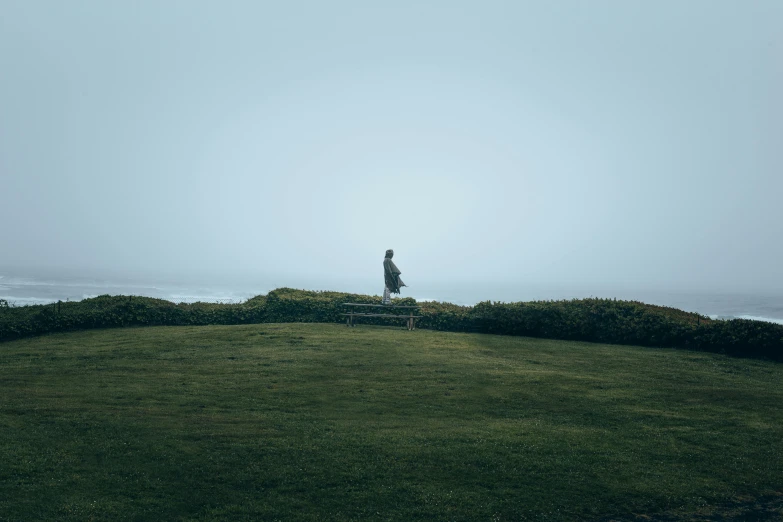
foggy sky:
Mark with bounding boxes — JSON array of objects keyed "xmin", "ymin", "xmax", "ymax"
[{"xmin": 1, "ymin": 1, "xmax": 781, "ymax": 295}]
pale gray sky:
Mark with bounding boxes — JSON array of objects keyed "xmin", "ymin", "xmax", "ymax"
[{"xmin": 1, "ymin": 1, "xmax": 781, "ymax": 294}]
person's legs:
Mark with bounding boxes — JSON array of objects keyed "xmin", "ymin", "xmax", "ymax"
[{"xmin": 383, "ymin": 286, "xmax": 391, "ymax": 305}]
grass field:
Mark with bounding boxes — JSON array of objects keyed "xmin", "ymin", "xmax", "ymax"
[{"xmin": 1, "ymin": 324, "xmax": 781, "ymax": 521}]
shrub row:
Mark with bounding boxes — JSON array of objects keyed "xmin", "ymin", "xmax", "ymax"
[
  {"xmin": 0, "ymin": 295, "xmax": 267, "ymax": 340},
  {"xmin": 1, "ymin": 288, "xmax": 781, "ymax": 361},
  {"xmin": 468, "ymin": 299, "xmax": 783, "ymax": 360}
]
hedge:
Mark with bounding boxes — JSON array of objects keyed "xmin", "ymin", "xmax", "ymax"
[{"xmin": 1, "ymin": 288, "xmax": 781, "ymax": 361}]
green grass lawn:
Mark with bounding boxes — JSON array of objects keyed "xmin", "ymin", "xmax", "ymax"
[{"xmin": 1, "ymin": 324, "xmax": 781, "ymax": 521}]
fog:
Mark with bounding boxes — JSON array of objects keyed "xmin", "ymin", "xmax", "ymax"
[{"xmin": 2, "ymin": 1, "xmax": 781, "ymax": 297}]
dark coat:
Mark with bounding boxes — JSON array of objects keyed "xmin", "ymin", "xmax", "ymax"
[{"xmin": 383, "ymin": 255, "xmax": 406, "ymax": 294}]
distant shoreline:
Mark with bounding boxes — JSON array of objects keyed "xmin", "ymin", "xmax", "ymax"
[{"xmin": 2, "ymin": 272, "xmax": 783, "ymax": 325}]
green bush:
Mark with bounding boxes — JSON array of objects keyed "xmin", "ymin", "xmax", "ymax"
[
  {"xmin": 1, "ymin": 289, "xmax": 781, "ymax": 361},
  {"xmin": 265, "ymin": 288, "xmax": 417, "ymax": 325}
]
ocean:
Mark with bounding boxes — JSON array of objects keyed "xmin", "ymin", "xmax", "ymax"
[
  {"xmin": 1, "ymin": 272, "xmax": 782, "ymax": 325},
  {"xmin": 0, "ymin": 273, "xmax": 262, "ymax": 306}
]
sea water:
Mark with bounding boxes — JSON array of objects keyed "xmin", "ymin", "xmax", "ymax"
[
  {"xmin": 410, "ymin": 282, "xmax": 783, "ymax": 325},
  {"xmin": 1, "ymin": 272, "xmax": 782, "ymax": 325},
  {"xmin": 0, "ymin": 273, "xmax": 262, "ymax": 306}
]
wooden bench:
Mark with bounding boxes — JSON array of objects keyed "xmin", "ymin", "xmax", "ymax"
[{"xmin": 342, "ymin": 303, "xmax": 422, "ymax": 330}]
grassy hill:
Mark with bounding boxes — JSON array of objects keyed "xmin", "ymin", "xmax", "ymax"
[
  {"xmin": 1, "ymin": 323, "xmax": 781, "ymax": 520},
  {"xmin": 2, "ymin": 288, "xmax": 782, "ymax": 361}
]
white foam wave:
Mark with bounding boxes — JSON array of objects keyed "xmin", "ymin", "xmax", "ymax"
[
  {"xmin": 0, "ymin": 276, "xmax": 162, "ymax": 291},
  {"xmin": 2, "ymin": 278, "xmax": 58, "ymax": 287},
  {"xmin": 0, "ymin": 296, "xmax": 59, "ymax": 306},
  {"xmin": 736, "ymin": 315, "xmax": 783, "ymax": 325},
  {"xmin": 709, "ymin": 314, "xmax": 783, "ymax": 325}
]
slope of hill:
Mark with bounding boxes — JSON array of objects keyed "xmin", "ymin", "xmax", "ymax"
[{"xmin": 1, "ymin": 324, "xmax": 781, "ymax": 520}]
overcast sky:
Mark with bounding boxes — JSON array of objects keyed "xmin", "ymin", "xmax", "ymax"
[{"xmin": 1, "ymin": 0, "xmax": 781, "ymax": 294}]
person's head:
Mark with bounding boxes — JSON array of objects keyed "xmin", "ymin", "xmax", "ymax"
[{"xmin": 385, "ymin": 249, "xmax": 394, "ymax": 259}]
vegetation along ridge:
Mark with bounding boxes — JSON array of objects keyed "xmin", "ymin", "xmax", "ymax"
[{"xmin": 1, "ymin": 288, "xmax": 781, "ymax": 361}]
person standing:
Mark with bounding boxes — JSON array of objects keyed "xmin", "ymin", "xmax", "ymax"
[{"xmin": 383, "ymin": 249, "xmax": 406, "ymax": 305}]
